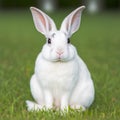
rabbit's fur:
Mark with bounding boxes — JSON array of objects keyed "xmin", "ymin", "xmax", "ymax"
[{"xmin": 26, "ymin": 6, "xmax": 95, "ymax": 111}]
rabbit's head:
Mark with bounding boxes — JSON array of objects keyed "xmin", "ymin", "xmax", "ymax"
[{"xmin": 30, "ymin": 6, "xmax": 85, "ymax": 62}]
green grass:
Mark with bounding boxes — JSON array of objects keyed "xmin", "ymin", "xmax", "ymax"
[{"xmin": 0, "ymin": 10, "xmax": 120, "ymax": 120}]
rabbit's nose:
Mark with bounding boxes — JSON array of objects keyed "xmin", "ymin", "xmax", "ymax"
[{"xmin": 56, "ymin": 50, "xmax": 64, "ymax": 56}]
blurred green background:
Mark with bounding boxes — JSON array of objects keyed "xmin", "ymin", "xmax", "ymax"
[{"xmin": 0, "ymin": 0, "xmax": 120, "ymax": 10}]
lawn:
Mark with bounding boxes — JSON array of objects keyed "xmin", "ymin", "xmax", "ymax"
[{"xmin": 0, "ymin": 9, "xmax": 120, "ymax": 120}]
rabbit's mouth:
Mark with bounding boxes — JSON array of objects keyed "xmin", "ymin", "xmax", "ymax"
[
  {"xmin": 57, "ymin": 57, "xmax": 65, "ymax": 62},
  {"xmin": 52, "ymin": 56, "xmax": 71, "ymax": 62},
  {"xmin": 52, "ymin": 58, "xmax": 65, "ymax": 62}
]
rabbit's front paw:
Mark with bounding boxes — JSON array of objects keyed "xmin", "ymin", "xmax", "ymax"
[
  {"xmin": 60, "ymin": 95, "xmax": 69, "ymax": 111},
  {"xmin": 26, "ymin": 100, "xmax": 43, "ymax": 111},
  {"xmin": 70, "ymin": 104, "xmax": 86, "ymax": 111}
]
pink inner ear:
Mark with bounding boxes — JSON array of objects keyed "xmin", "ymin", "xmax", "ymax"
[
  {"xmin": 70, "ymin": 10, "xmax": 80, "ymax": 33},
  {"xmin": 64, "ymin": 17, "xmax": 69, "ymax": 32},
  {"xmin": 48, "ymin": 19, "xmax": 52, "ymax": 31},
  {"xmin": 38, "ymin": 12, "xmax": 46, "ymax": 29},
  {"xmin": 66, "ymin": 21, "xmax": 69, "ymax": 31},
  {"xmin": 71, "ymin": 10, "xmax": 80, "ymax": 26},
  {"xmin": 38, "ymin": 12, "xmax": 53, "ymax": 32}
]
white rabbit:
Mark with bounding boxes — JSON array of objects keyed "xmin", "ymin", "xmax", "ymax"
[{"xmin": 26, "ymin": 6, "xmax": 95, "ymax": 111}]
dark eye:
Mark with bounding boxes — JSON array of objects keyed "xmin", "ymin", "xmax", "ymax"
[
  {"xmin": 48, "ymin": 38, "xmax": 51, "ymax": 44},
  {"xmin": 67, "ymin": 38, "xmax": 70, "ymax": 44}
]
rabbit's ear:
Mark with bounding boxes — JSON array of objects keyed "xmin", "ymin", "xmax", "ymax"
[
  {"xmin": 30, "ymin": 7, "xmax": 57, "ymax": 36},
  {"xmin": 60, "ymin": 6, "xmax": 85, "ymax": 37}
]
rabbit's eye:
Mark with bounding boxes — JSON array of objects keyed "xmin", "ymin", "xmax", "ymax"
[
  {"xmin": 48, "ymin": 38, "xmax": 51, "ymax": 44},
  {"xmin": 67, "ymin": 38, "xmax": 70, "ymax": 44}
]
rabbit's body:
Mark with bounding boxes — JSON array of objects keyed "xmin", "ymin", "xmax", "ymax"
[
  {"xmin": 35, "ymin": 54, "xmax": 78, "ymax": 94},
  {"xmin": 26, "ymin": 6, "xmax": 95, "ymax": 111}
]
